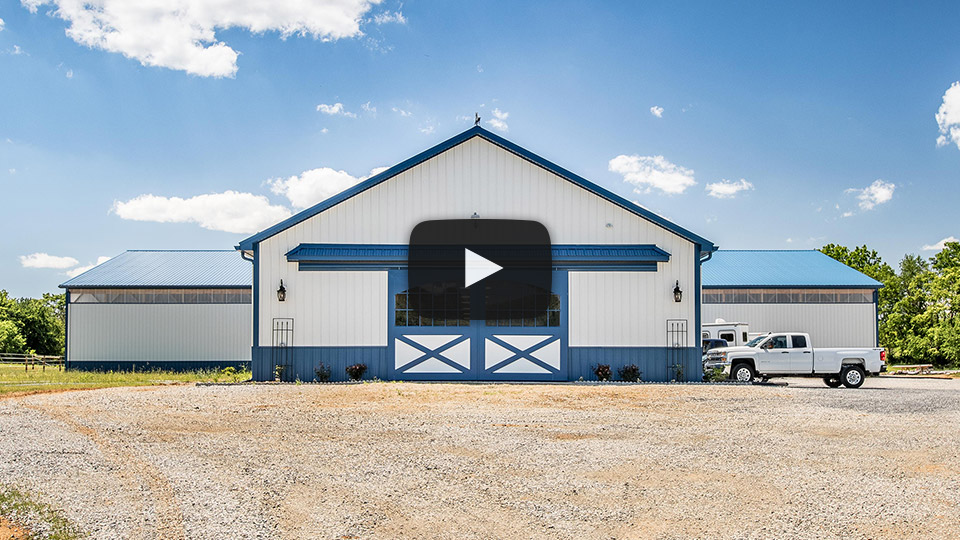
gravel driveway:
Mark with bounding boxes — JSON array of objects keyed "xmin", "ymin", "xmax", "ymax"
[{"xmin": 1, "ymin": 377, "xmax": 958, "ymax": 539}]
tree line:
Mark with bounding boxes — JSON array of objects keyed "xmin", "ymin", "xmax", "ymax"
[
  {"xmin": 0, "ymin": 291, "xmax": 65, "ymax": 356},
  {"xmin": 821, "ymin": 242, "xmax": 960, "ymax": 367}
]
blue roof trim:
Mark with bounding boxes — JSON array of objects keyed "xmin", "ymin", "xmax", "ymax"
[
  {"xmin": 238, "ymin": 126, "xmax": 716, "ymax": 251},
  {"xmin": 285, "ymin": 243, "xmax": 670, "ymax": 265},
  {"xmin": 702, "ymin": 250, "xmax": 883, "ymax": 288}
]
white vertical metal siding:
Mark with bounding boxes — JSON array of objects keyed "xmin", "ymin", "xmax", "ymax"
[
  {"xmin": 261, "ymin": 271, "xmax": 387, "ymax": 347},
  {"xmin": 67, "ymin": 303, "xmax": 251, "ymax": 362},
  {"xmin": 257, "ymin": 137, "xmax": 698, "ymax": 347},
  {"xmin": 701, "ymin": 303, "xmax": 877, "ymax": 347},
  {"xmin": 569, "ymin": 269, "xmax": 697, "ymax": 347}
]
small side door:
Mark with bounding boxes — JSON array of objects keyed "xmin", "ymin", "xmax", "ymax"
[
  {"xmin": 757, "ymin": 334, "xmax": 791, "ymax": 373},
  {"xmin": 788, "ymin": 334, "xmax": 813, "ymax": 373}
]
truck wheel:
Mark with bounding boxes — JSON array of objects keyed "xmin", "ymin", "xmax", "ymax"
[
  {"xmin": 841, "ymin": 365, "xmax": 865, "ymax": 388},
  {"xmin": 823, "ymin": 375, "xmax": 842, "ymax": 388},
  {"xmin": 731, "ymin": 363, "xmax": 755, "ymax": 383}
]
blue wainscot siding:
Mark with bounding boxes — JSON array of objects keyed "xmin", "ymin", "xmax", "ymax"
[{"xmin": 252, "ymin": 346, "xmax": 701, "ymax": 382}]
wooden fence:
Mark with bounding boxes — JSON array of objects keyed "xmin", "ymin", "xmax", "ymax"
[{"xmin": 0, "ymin": 353, "xmax": 65, "ymax": 371}]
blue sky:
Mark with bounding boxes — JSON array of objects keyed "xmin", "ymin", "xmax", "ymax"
[{"xmin": 2, "ymin": 0, "xmax": 960, "ymax": 297}]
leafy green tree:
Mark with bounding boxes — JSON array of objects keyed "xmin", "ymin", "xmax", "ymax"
[
  {"xmin": 0, "ymin": 290, "xmax": 65, "ymax": 356},
  {"xmin": 0, "ymin": 319, "xmax": 27, "ymax": 354}
]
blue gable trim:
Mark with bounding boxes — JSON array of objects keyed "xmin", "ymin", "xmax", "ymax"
[
  {"xmin": 237, "ymin": 127, "xmax": 717, "ymax": 252},
  {"xmin": 286, "ymin": 243, "xmax": 670, "ymax": 269}
]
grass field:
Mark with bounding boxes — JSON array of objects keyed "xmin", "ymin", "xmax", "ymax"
[{"xmin": 0, "ymin": 364, "xmax": 250, "ymax": 397}]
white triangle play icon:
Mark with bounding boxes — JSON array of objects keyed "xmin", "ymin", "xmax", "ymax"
[{"xmin": 464, "ymin": 248, "xmax": 503, "ymax": 288}]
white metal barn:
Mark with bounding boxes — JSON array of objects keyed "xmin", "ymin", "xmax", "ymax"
[
  {"xmin": 60, "ymin": 250, "xmax": 252, "ymax": 370},
  {"xmin": 701, "ymin": 250, "xmax": 881, "ymax": 348},
  {"xmin": 238, "ymin": 127, "xmax": 717, "ymax": 382}
]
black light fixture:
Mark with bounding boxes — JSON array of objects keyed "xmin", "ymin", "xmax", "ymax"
[
  {"xmin": 673, "ymin": 280, "xmax": 683, "ymax": 303},
  {"xmin": 277, "ymin": 280, "xmax": 287, "ymax": 302}
]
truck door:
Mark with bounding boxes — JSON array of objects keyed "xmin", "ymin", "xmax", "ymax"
[
  {"xmin": 788, "ymin": 334, "xmax": 813, "ymax": 373},
  {"xmin": 758, "ymin": 334, "xmax": 791, "ymax": 373}
]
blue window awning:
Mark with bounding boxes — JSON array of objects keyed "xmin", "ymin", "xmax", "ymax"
[{"xmin": 285, "ymin": 244, "xmax": 669, "ymax": 270}]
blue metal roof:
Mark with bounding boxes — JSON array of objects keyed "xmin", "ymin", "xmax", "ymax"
[
  {"xmin": 285, "ymin": 243, "xmax": 670, "ymax": 267},
  {"xmin": 702, "ymin": 250, "xmax": 883, "ymax": 288},
  {"xmin": 238, "ymin": 126, "xmax": 716, "ymax": 252},
  {"xmin": 59, "ymin": 250, "xmax": 251, "ymax": 289}
]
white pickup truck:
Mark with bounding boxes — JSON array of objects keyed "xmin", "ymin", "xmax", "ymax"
[{"xmin": 703, "ymin": 332, "xmax": 886, "ymax": 388}]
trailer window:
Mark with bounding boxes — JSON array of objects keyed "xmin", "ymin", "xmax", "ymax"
[{"xmin": 719, "ymin": 332, "xmax": 735, "ymax": 342}]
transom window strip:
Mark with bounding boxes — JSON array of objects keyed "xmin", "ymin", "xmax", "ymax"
[
  {"xmin": 702, "ymin": 288, "xmax": 874, "ymax": 304},
  {"xmin": 69, "ymin": 288, "xmax": 252, "ymax": 304},
  {"xmin": 395, "ymin": 285, "xmax": 470, "ymax": 327}
]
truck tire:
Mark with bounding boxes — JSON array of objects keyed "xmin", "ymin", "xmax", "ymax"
[
  {"xmin": 823, "ymin": 375, "xmax": 842, "ymax": 388},
  {"xmin": 841, "ymin": 365, "xmax": 865, "ymax": 389},
  {"xmin": 731, "ymin": 363, "xmax": 756, "ymax": 383}
]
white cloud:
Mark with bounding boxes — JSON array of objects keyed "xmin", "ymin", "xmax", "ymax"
[
  {"xmin": 320, "ymin": 127, "xmax": 329, "ymax": 134},
  {"xmin": 11, "ymin": 45, "xmax": 23, "ymax": 55},
  {"xmin": 609, "ymin": 155, "xmax": 696, "ymax": 195},
  {"xmin": 785, "ymin": 238, "xmax": 793, "ymax": 243},
  {"xmin": 361, "ymin": 101, "xmax": 376, "ymax": 115},
  {"xmin": 419, "ymin": 125, "xmax": 435, "ymax": 135},
  {"xmin": 268, "ymin": 166, "xmax": 386, "ymax": 209},
  {"xmin": 841, "ymin": 211, "xmax": 854, "ymax": 218},
  {"xmin": 111, "ymin": 191, "xmax": 291, "ymax": 234},
  {"xmin": 316, "ymin": 102, "xmax": 357, "ymax": 118},
  {"xmin": 936, "ymin": 81, "xmax": 960, "ymax": 150},
  {"xmin": 705, "ymin": 178, "xmax": 754, "ymax": 199},
  {"xmin": 649, "ymin": 106, "xmax": 664, "ymax": 118},
  {"xmin": 922, "ymin": 236, "xmax": 959, "ymax": 251},
  {"xmin": 392, "ymin": 106, "xmax": 412, "ymax": 117},
  {"xmin": 21, "ymin": 0, "xmax": 379, "ymax": 77},
  {"xmin": 847, "ymin": 179, "xmax": 895, "ymax": 211},
  {"xmin": 65, "ymin": 69, "xmax": 73, "ymax": 79},
  {"xmin": 372, "ymin": 10, "xmax": 405, "ymax": 24},
  {"xmin": 65, "ymin": 256, "xmax": 112, "ymax": 278},
  {"xmin": 477, "ymin": 64, "xmax": 483, "ymax": 73},
  {"xmin": 20, "ymin": 253, "xmax": 79, "ymax": 269},
  {"xmin": 486, "ymin": 108, "xmax": 509, "ymax": 132},
  {"xmin": 0, "ymin": 18, "xmax": 5, "ymax": 31}
]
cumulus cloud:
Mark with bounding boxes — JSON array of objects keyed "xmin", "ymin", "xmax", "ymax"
[
  {"xmin": 19, "ymin": 253, "xmax": 79, "ymax": 269},
  {"xmin": 486, "ymin": 108, "xmax": 509, "ymax": 132},
  {"xmin": 65, "ymin": 256, "xmax": 112, "ymax": 278},
  {"xmin": 111, "ymin": 191, "xmax": 291, "ymax": 234},
  {"xmin": 649, "ymin": 106, "xmax": 664, "ymax": 118},
  {"xmin": 0, "ymin": 18, "xmax": 5, "ymax": 31},
  {"xmin": 705, "ymin": 178, "xmax": 754, "ymax": 199},
  {"xmin": 268, "ymin": 166, "xmax": 386, "ymax": 208},
  {"xmin": 361, "ymin": 101, "xmax": 376, "ymax": 115},
  {"xmin": 609, "ymin": 155, "xmax": 696, "ymax": 195},
  {"xmin": 21, "ymin": 0, "xmax": 379, "ymax": 77},
  {"xmin": 316, "ymin": 102, "xmax": 356, "ymax": 117},
  {"xmin": 936, "ymin": 81, "xmax": 960, "ymax": 149},
  {"xmin": 65, "ymin": 69, "xmax": 73, "ymax": 79},
  {"xmin": 922, "ymin": 236, "xmax": 959, "ymax": 251},
  {"xmin": 392, "ymin": 106, "xmax": 412, "ymax": 117},
  {"xmin": 848, "ymin": 179, "xmax": 895, "ymax": 211}
]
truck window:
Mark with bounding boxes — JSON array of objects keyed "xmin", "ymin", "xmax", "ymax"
[
  {"xmin": 791, "ymin": 335, "xmax": 807, "ymax": 348},
  {"xmin": 719, "ymin": 332, "xmax": 735, "ymax": 342},
  {"xmin": 702, "ymin": 331, "xmax": 709, "ymax": 339},
  {"xmin": 765, "ymin": 335, "xmax": 788, "ymax": 349},
  {"xmin": 742, "ymin": 332, "xmax": 748, "ymax": 343}
]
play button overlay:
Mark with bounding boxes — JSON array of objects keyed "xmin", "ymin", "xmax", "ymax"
[
  {"xmin": 408, "ymin": 219, "xmax": 552, "ymax": 321},
  {"xmin": 464, "ymin": 248, "xmax": 503, "ymax": 288}
]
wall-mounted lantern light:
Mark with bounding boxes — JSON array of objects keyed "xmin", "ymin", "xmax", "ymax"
[
  {"xmin": 277, "ymin": 280, "xmax": 287, "ymax": 302},
  {"xmin": 673, "ymin": 281, "xmax": 683, "ymax": 303}
]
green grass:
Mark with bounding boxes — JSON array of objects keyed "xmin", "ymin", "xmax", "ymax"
[
  {"xmin": 0, "ymin": 364, "xmax": 250, "ymax": 396},
  {"xmin": 0, "ymin": 484, "xmax": 83, "ymax": 540}
]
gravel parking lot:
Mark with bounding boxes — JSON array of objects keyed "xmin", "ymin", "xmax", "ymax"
[{"xmin": 1, "ymin": 377, "xmax": 958, "ymax": 539}]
